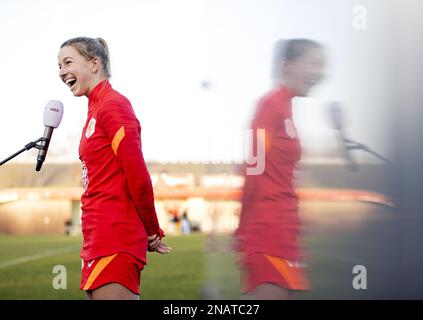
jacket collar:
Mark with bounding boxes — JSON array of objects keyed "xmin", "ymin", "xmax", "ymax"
[{"xmin": 88, "ymin": 79, "xmax": 111, "ymax": 113}]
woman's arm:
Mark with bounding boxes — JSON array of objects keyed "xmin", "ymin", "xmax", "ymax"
[{"xmin": 99, "ymin": 100, "xmax": 163, "ymax": 239}]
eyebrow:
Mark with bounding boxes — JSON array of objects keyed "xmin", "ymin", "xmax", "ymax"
[
  {"xmin": 58, "ymin": 56, "xmax": 74, "ymax": 66},
  {"xmin": 59, "ymin": 56, "xmax": 74, "ymax": 63}
]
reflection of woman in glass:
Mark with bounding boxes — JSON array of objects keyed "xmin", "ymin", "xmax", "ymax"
[
  {"xmin": 235, "ymin": 39, "xmax": 326, "ymax": 299},
  {"xmin": 58, "ymin": 37, "xmax": 170, "ymax": 300}
]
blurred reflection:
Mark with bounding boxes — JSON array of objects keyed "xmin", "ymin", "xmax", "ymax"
[{"xmin": 234, "ymin": 39, "xmax": 326, "ymax": 300}]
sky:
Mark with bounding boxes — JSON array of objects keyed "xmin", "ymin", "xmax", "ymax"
[{"xmin": 0, "ymin": 0, "xmax": 395, "ymax": 164}]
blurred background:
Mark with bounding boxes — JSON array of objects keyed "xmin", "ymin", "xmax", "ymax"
[{"xmin": 0, "ymin": 0, "xmax": 422, "ymax": 299}]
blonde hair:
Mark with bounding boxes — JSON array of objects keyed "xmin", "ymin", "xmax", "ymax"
[{"xmin": 61, "ymin": 37, "xmax": 111, "ymax": 77}]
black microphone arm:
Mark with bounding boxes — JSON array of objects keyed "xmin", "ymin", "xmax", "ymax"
[
  {"xmin": 343, "ymin": 137, "xmax": 393, "ymax": 164},
  {"xmin": 328, "ymin": 102, "xmax": 392, "ymax": 168},
  {"xmin": 0, "ymin": 137, "xmax": 49, "ymax": 168}
]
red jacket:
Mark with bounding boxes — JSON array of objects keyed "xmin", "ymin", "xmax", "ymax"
[{"xmin": 79, "ymin": 79, "xmax": 162, "ymax": 263}]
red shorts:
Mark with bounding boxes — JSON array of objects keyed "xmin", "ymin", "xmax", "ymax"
[
  {"xmin": 80, "ymin": 252, "xmax": 145, "ymax": 295},
  {"xmin": 237, "ymin": 252, "xmax": 311, "ymax": 293}
]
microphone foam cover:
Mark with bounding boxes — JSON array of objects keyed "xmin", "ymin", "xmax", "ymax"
[{"xmin": 43, "ymin": 100, "xmax": 64, "ymax": 128}]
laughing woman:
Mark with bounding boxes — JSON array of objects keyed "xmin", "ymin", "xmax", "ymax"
[{"xmin": 57, "ymin": 37, "xmax": 170, "ymax": 300}]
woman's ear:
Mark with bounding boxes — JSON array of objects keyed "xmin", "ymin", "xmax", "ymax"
[{"xmin": 92, "ymin": 57, "xmax": 101, "ymax": 73}]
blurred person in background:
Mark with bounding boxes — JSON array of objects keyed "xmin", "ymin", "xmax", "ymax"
[
  {"xmin": 57, "ymin": 37, "xmax": 170, "ymax": 300},
  {"xmin": 181, "ymin": 210, "xmax": 191, "ymax": 235},
  {"xmin": 235, "ymin": 38, "xmax": 326, "ymax": 299}
]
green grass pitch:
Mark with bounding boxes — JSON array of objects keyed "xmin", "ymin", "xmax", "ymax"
[{"xmin": 0, "ymin": 234, "xmax": 209, "ymax": 299}]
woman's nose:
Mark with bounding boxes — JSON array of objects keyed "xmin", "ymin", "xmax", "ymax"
[{"xmin": 59, "ymin": 67, "xmax": 67, "ymax": 78}]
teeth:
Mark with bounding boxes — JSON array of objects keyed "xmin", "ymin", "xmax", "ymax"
[{"xmin": 65, "ymin": 78, "xmax": 76, "ymax": 86}]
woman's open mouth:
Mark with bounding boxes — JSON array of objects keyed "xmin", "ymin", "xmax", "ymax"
[{"xmin": 65, "ymin": 77, "xmax": 77, "ymax": 90}]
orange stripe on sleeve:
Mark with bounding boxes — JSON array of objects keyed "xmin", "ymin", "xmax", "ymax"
[
  {"xmin": 111, "ymin": 126, "xmax": 125, "ymax": 155},
  {"xmin": 83, "ymin": 254, "xmax": 118, "ymax": 290}
]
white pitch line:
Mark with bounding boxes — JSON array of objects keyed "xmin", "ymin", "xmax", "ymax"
[{"xmin": 0, "ymin": 246, "xmax": 80, "ymax": 269}]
